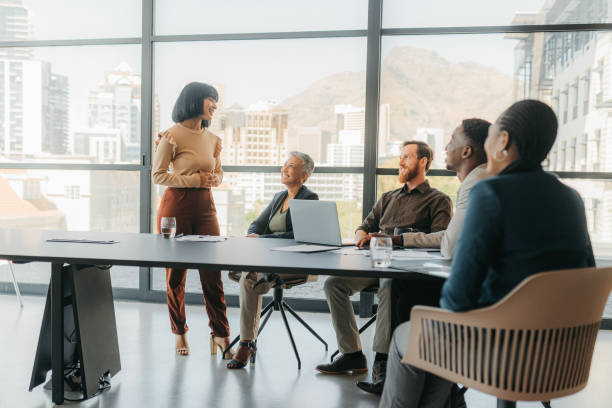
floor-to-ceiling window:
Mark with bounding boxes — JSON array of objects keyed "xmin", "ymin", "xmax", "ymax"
[{"xmin": 1, "ymin": 0, "xmax": 610, "ymax": 321}]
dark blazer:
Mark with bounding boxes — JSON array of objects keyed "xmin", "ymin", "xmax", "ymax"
[
  {"xmin": 247, "ymin": 185, "xmax": 319, "ymax": 239},
  {"xmin": 441, "ymin": 163, "xmax": 595, "ymax": 312}
]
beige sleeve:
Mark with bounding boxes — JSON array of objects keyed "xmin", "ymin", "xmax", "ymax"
[
  {"xmin": 210, "ymin": 136, "xmax": 223, "ymax": 187},
  {"xmin": 151, "ymin": 132, "xmax": 201, "ymax": 188},
  {"xmin": 440, "ymin": 183, "xmax": 468, "ymax": 258},
  {"xmin": 402, "ymin": 230, "xmax": 445, "ymax": 249}
]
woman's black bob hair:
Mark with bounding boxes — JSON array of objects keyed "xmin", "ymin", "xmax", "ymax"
[{"xmin": 172, "ymin": 82, "xmax": 219, "ymax": 128}]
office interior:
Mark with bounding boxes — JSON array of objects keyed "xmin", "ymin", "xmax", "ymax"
[{"xmin": 1, "ymin": 0, "xmax": 612, "ymax": 407}]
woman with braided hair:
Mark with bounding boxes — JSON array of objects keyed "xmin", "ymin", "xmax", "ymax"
[{"xmin": 380, "ymin": 99, "xmax": 595, "ymax": 407}]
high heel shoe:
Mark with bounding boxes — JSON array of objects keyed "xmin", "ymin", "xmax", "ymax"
[
  {"xmin": 210, "ymin": 334, "xmax": 234, "ymax": 360},
  {"xmin": 226, "ymin": 341, "xmax": 257, "ymax": 369}
]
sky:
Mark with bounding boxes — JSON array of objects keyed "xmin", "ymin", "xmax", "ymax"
[{"xmin": 14, "ymin": 0, "xmax": 565, "ymax": 132}]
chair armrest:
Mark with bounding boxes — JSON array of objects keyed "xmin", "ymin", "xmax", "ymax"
[
  {"xmin": 402, "ymin": 268, "xmax": 612, "ymax": 403},
  {"xmin": 403, "ymin": 305, "xmax": 499, "ymax": 382},
  {"xmin": 403, "ymin": 305, "xmax": 456, "ymax": 366}
]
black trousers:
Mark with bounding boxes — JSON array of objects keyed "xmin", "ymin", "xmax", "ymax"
[{"xmin": 390, "ymin": 278, "xmax": 445, "ymax": 332}]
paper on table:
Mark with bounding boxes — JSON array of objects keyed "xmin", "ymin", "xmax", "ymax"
[
  {"xmin": 428, "ymin": 269, "xmax": 451, "ymax": 278},
  {"xmin": 391, "ymin": 248, "xmax": 447, "ymax": 261},
  {"xmin": 175, "ymin": 235, "xmax": 226, "ymax": 242},
  {"xmin": 47, "ymin": 238, "xmax": 118, "ymax": 244},
  {"xmin": 389, "ymin": 262, "xmax": 451, "ymax": 278},
  {"xmin": 330, "ymin": 247, "xmax": 368, "ymax": 256},
  {"xmin": 270, "ymin": 244, "xmax": 340, "ymax": 253}
]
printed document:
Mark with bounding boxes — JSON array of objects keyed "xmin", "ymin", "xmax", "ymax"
[{"xmin": 175, "ymin": 235, "xmax": 226, "ymax": 242}]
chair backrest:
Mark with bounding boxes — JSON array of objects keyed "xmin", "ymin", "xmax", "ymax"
[{"xmin": 404, "ymin": 267, "xmax": 612, "ymax": 402}]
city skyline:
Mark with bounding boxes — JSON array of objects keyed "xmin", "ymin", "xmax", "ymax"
[
  {"xmin": 2, "ymin": 0, "xmax": 612, "ymax": 316},
  {"xmin": 1, "ymin": 0, "xmax": 611, "ymax": 255}
]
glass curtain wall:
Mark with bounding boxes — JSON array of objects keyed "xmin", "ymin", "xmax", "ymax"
[
  {"xmin": 380, "ymin": 0, "xmax": 612, "ymax": 319},
  {"xmin": 1, "ymin": 0, "xmax": 611, "ymax": 319},
  {"xmin": 0, "ymin": 0, "xmax": 142, "ymax": 289}
]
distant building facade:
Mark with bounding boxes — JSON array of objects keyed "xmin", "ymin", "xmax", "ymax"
[
  {"xmin": 0, "ymin": 1, "xmax": 68, "ymax": 158},
  {"xmin": 219, "ymin": 101, "xmax": 289, "ymax": 166},
  {"xmin": 87, "ymin": 62, "xmax": 143, "ymax": 163},
  {"xmin": 508, "ymin": 0, "xmax": 612, "ymax": 250}
]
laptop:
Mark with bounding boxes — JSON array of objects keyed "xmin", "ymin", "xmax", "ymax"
[{"xmin": 289, "ymin": 199, "xmax": 355, "ymax": 247}]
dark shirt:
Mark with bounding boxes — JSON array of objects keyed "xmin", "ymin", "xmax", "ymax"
[
  {"xmin": 247, "ymin": 185, "xmax": 319, "ymax": 239},
  {"xmin": 357, "ymin": 180, "xmax": 452, "ymax": 235},
  {"xmin": 441, "ymin": 164, "xmax": 596, "ymax": 312}
]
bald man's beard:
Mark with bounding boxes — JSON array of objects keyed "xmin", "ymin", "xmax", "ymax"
[{"xmin": 399, "ymin": 165, "xmax": 419, "ymax": 184}]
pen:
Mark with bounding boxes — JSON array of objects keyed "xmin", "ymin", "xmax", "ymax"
[{"xmin": 175, "ymin": 233, "xmax": 184, "ymax": 238}]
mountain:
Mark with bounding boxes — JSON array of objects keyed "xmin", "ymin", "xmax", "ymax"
[{"xmin": 279, "ymin": 45, "xmax": 515, "ymax": 146}]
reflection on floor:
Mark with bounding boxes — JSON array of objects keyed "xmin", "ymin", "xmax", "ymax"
[{"xmin": 1, "ymin": 294, "xmax": 610, "ymax": 408}]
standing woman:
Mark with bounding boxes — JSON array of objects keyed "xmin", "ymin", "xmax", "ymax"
[{"xmin": 153, "ymin": 82, "xmax": 233, "ymax": 357}]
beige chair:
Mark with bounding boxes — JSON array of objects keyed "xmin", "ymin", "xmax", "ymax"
[
  {"xmin": 403, "ymin": 267, "xmax": 612, "ymax": 408},
  {"xmin": 2, "ymin": 260, "xmax": 23, "ymax": 307}
]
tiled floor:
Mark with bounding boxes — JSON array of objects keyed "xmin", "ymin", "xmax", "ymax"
[{"xmin": 0, "ymin": 294, "xmax": 610, "ymax": 408}]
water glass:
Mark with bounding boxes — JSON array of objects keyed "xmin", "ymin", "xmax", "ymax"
[
  {"xmin": 161, "ymin": 217, "xmax": 177, "ymax": 238},
  {"xmin": 370, "ymin": 236, "xmax": 393, "ymax": 268}
]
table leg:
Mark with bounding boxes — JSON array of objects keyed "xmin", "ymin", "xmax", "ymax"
[
  {"xmin": 51, "ymin": 263, "xmax": 64, "ymax": 405},
  {"xmin": 359, "ymin": 292, "xmax": 375, "ymax": 318}
]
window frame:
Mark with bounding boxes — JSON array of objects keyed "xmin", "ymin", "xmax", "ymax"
[{"xmin": 0, "ymin": 0, "xmax": 610, "ymax": 326}]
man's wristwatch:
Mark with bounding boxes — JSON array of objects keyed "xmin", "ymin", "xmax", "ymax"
[{"xmin": 392, "ymin": 235, "xmax": 403, "ymax": 247}]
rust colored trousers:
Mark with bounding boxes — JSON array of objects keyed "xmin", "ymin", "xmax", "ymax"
[{"xmin": 157, "ymin": 187, "xmax": 230, "ymax": 337}]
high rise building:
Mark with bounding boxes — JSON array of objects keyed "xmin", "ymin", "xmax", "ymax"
[
  {"xmin": 0, "ymin": 1, "xmax": 68, "ymax": 158},
  {"xmin": 87, "ymin": 62, "xmax": 145, "ymax": 163},
  {"xmin": 335, "ymin": 104, "xmax": 365, "ymax": 145},
  {"xmin": 379, "ymin": 104, "xmax": 391, "ymax": 157},
  {"xmin": 333, "ymin": 103, "xmax": 391, "ymax": 158},
  {"xmin": 43, "ymin": 70, "xmax": 69, "ymax": 155},
  {"xmin": 297, "ymin": 126, "xmax": 323, "ymax": 163},
  {"xmin": 219, "ymin": 101, "xmax": 289, "ymax": 166},
  {"xmin": 0, "ymin": 0, "xmax": 33, "ymax": 59},
  {"xmin": 73, "ymin": 129, "xmax": 122, "ymax": 163},
  {"xmin": 508, "ymin": 0, "xmax": 612, "ymax": 250},
  {"xmin": 414, "ymin": 128, "xmax": 445, "ymax": 169},
  {"xmin": 302, "ymin": 106, "xmax": 366, "ymax": 203},
  {"xmin": 0, "ymin": 59, "xmax": 69, "ymax": 158}
]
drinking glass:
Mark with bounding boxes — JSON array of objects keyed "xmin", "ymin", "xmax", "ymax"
[
  {"xmin": 370, "ymin": 236, "xmax": 393, "ymax": 268},
  {"xmin": 161, "ymin": 217, "xmax": 177, "ymax": 238}
]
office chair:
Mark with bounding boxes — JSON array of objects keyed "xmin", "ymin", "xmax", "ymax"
[
  {"xmin": 403, "ymin": 267, "xmax": 612, "ymax": 408},
  {"xmin": 224, "ymin": 273, "xmax": 328, "ymax": 369}
]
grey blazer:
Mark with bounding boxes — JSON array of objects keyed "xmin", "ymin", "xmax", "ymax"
[{"xmin": 247, "ymin": 185, "xmax": 319, "ymax": 238}]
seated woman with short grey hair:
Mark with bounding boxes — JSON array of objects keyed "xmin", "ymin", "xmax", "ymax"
[{"xmin": 227, "ymin": 151, "xmax": 318, "ymax": 369}]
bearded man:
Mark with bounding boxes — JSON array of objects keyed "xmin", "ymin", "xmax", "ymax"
[{"xmin": 316, "ymin": 141, "xmax": 452, "ymax": 388}]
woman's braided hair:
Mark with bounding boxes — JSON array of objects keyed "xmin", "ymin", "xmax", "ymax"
[{"xmin": 497, "ymin": 99, "xmax": 558, "ymax": 166}]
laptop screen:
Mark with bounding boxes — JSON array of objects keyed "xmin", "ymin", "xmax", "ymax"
[{"xmin": 289, "ymin": 200, "xmax": 343, "ymax": 246}]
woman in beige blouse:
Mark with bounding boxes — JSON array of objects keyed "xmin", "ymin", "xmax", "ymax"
[{"xmin": 153, "ymin": 82, "xmax": 233, "ymax": 357}]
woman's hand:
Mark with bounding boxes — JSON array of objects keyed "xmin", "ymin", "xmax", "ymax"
[{"xmin": 199, "ymin": 171, "xmax": 219, "ymax": 187}]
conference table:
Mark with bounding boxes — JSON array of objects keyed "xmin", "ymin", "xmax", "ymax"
[{"xmin": 0, "ymin": 228, "xmax": 449, "ymax": 404}]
